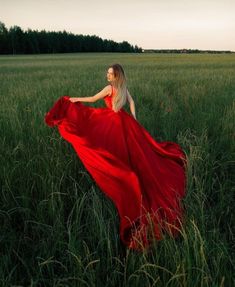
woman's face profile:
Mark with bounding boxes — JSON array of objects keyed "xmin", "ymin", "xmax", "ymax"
[{"xmin": 106, "ymin": 68, "xmax": 115, "ymax": 83}]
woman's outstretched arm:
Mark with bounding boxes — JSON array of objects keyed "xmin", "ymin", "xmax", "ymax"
[
  {"xmin": 69, "ymin": 85, "xmax": 111, "ymax": 103},
  {"xmin": 70, "ymin": 96, "xmax": 93, "ymax": 103}
]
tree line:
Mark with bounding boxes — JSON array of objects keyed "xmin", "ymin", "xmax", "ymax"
[
  {"xmin": 0, "ymin": 21, "xmax": 143, "ymax": 54},
  {"xmin": 144, "ymin": 48, "xmax": 234, "ymax": 54}
]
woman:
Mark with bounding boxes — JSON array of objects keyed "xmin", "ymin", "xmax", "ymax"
[
  {"xmin": 69, "ymin": 64, "xmax": 137, "ymax": 120},
  {"xmin": 44, "ymin": 63, "xmax": 187, "ymax": 252}
]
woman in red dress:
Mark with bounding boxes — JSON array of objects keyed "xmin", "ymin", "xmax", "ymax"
[{"xmin": 44, "ymin": 63, "xmax": 187, "ymax": 252}]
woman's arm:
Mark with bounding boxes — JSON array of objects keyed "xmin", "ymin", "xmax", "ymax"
[
  {"xmin": 70, "ymin": 96, "xmax": 93, "ymax": 103},
  {"xmin": 127, "ymin": 90, "xmax": 137, "ymax": 120},
  {"xmin": 69, "ymin": 85, "xmax": 111, "ymax": 103},
  {"xmin": 130, "ymin": 101, "xmax": 136, "ymax": 120}
]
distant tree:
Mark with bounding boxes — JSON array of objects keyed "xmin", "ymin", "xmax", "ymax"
[
  {"xmin": 118, "ymin": 41, "xmax": 132, "ymax": 52},
  {"xmin": 24, "ymin": 28, "xmax": 40, "ymax": 53},
  {"xmin": 0, "ymin": 21, "xmax": 9, "ymax": 54},
  {"xmin": 8, "ymin": 25, "xmax": 25, "ymax": 54}
]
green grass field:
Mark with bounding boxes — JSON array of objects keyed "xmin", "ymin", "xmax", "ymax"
[{"xmin": 0, "ymin": 53, "xmax": 234, "ymax": 286}]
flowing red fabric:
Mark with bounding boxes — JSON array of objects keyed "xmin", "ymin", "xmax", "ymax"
[{"xmin": 44, "ymin": 85, "xmax": 187, "ymax": 251}]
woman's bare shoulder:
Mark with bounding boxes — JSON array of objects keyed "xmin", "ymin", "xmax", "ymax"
[{"xmin": 105, "ymin": 84, "xmax": 112, "ymax": 96}]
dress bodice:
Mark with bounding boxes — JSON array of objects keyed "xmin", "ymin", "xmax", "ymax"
[{"xmin": 103, "ymin": 85, "xmax": 116, "ymax": 109}]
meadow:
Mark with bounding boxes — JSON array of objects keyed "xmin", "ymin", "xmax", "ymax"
[{"xmin": 0, "ymin": 52, "xmax": 234, "ymax": 286}]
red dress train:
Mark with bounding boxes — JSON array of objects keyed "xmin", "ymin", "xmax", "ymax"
[{"xmin": 44, "ymin": 85, "xmax": 187, "ymax": 251}]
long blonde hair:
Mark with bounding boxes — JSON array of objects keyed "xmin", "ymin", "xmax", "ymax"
[{"xmin": 109, "ymin": 63, "xmax": 128, "ymax": 112}]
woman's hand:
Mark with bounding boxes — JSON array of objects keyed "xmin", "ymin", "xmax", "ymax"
[{"xmin": 69, "ymin": 97, "xmax": 79, "ymax": 103}]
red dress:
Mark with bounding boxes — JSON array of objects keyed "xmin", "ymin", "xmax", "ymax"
[{"xmin": 44, "ymin": 85, "xmax": 187, "ymax": 251}]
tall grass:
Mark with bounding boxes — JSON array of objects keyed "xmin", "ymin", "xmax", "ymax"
[{"xmin": 0, "ymin": 53, "xmax": 234, "ymax": 286}]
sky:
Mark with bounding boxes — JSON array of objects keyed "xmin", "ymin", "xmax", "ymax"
[{"xmin": 0, "ymin": 0, "xmax": 234, "ymax": 51}]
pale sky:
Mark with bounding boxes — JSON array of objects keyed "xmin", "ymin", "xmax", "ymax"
[{"xmin": 1, "ymin": 0, "xmax": 234, "ymax": 51}]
